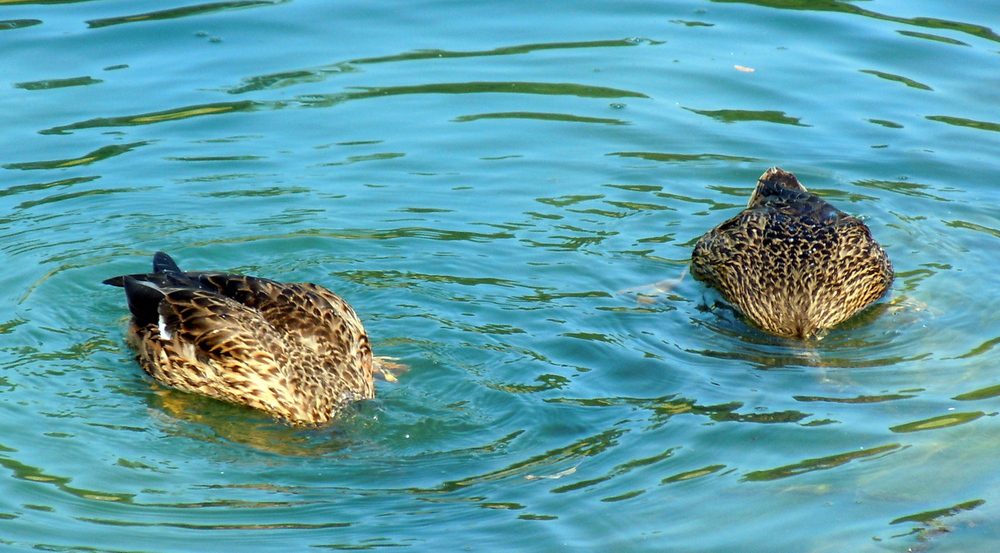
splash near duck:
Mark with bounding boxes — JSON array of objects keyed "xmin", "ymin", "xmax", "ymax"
[
  {"xmin": 104, "ymin": 252, "xmax": 388, "ymax": 425},
  {"xmin": 691, "ymin": 168, "xmax": 893, "ymax": 339}
]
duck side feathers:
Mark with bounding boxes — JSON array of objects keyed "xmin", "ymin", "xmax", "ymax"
[{"xmin": 105, "ymin": 252, "xmax": 375, "ymax": 425}]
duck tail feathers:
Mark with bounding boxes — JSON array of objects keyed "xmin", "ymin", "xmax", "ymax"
[
  {"xmin": 123, "ymin": 276, "xmax": 166, "ymax": 327},
  {"xmin": 153, "ymin": 251, "xmax": 182, "ymax": 274}
]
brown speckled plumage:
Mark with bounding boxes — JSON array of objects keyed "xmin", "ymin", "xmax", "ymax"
[
  {"xmin": 691, "ymin": 167, "xmax": 893, "ymax": 339},
  {"xmin": 104, "ymin": 252, "xmax": 378, "ymax": 425}
]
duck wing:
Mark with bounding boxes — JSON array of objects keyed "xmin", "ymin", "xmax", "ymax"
[
  {"xmin": 185, "ymin": 274, "xmax": 370, "ymax": 361},
  {"xmin": 122, "ymin": 277, "xmax": 296, "ymax": 412}
]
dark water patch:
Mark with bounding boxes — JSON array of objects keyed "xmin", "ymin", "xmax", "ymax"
[
  {"xmin": 0, "ymin": 176, "xmax": 100, "ymax": 198},
  {"xmin": 889, "ymin": 412, "xmax": 984, "ymax": 433},
  {"xmin": 314, "ymin": 537, "xmax": 417, "ymax": 549},
  {"xmin": 683, "ymin": 107, "xmax": 808, "ymax": 126},
  {"xmin": 656, "ymin": 190, "xmax": 742, "ymax": 212},
  {"xmin": 2, "ymin": 0, "xmax": 103, "ymax": 4},
  {"xmin": 86, "ymin": 0, "xmax": 286, "ymax": 28},
  {"xmin": 945, "ymin": 220, "xmax": 1000, "ymax": 240},
  {"xmin": 352, "ymin": 38, "xmax": 661, "ymax": 65},
  {"xmin": 743, "ymin": 443, "xmax": 902, "ymax": 481},
  {"xmin": 868, "ymin": 118, "xmax": 903, "ymax": 129},
  {"xmin": 41, "ymin": 101, "xmax": 259, "ymax": 135},
  {"xmin": 854, "ymin": 178, "xmax": 951, "ymax": 202},
  {"xmin": 926, "ymin": 115, "xmax": 1000, "ymax": 133},
  {"xmin": 0, "ymin": 447, "xmax": 133, "ymax": 503},
  {"xmin": 518, "ymin": 514, "xmax": 558, "ymax": 521},
  {"xmin": 0, "ymin": 19, "xmax": 42, "ymax": 31},
  {"xmin": 395, "ymin": 207, "xmax": 454, "ymax": 214},
  {"xmin": 670, "ymin": 19, "xmax": 714, "ymax": 27},
  {"xmin": 712, "ymin": 0, "xmax": 1000, "ymax": 43},
  {"xmin": 486, "ymin": 374, "xmax": 571, "ymax": 394},
  {"xmin": 550, "ymin": 447, "xmax": 674, "ymax": 493},
  {"xmin": 859, "ymin": 69, "xmax": 933, "ymax": 91},
  {"xmin": 953, "ymin": 383, "xmax": 1000, "ymax": 401},
  {"xmin": 198, "ymin": 187, "xmax": 310, "ymax": 198},
  {"xmin": 15, "ymin": 187, "xmax": 140, "ymax": 210},
  {"xmin": 536, "ymin": 194, "xmax": 603, "ymax": 208},
  {"xmin": 228, "ymin": 38, "xmax": 661, "ymax": 94},
  {"xmin": 295, "ymin": 82, "xmax": 648, "ymax": 110},
  {"xmin": 890, "ymin": 498, "xmax": 985, "ymax": 526},
  {"xmin": 604, "ymin": 200, "xmax": 673, "ymax": 212},
  {"xmin": 0, "ymin": 318, "xmax": 27, "ymax": 335},
  {"xmin": 897, "ymin": 30, "xmax": 970, "ymax": 46},
  {"xmin": 411, "ymin": 428, "xmax": 625, "ymax": 494},
  {"xmin": 794, "ymin": 393, "xmax": 915, "ymax": 404},
  {"xmin": 609, "ymin": 151, "xmax": 758, "ymax": 163},
  {"xmin": 176, "ymin": 172, "xmax": 265, "ymax": 184},
  {"xmin": 227, "ymin": 65, "xmax": 359, "ymax": 95},
  {"xmin": 455, "ymin": 112, "xmax": 628, "ymax": 125},
  {"xmin": 3, "ymin": 142, "xmax": 149, "ymax": 170},
  {"xmin": 600, "ymin": 489, "xmax": 645, "ymax": 502},
  {"xmin": 320, "ymin": 152, "xmax": 406, "ymax": 166},
  {"xmin": 14, "ymin": 76, "xmax": 103, "ymax": 90},
  {"xmin": 661, "ymin": 464, "xmax": 728, "ymax": 484},
  {"xmin": 342, "ymin": 269, "xmax": 520, "ymax": 290},
  {"xmin": 80, "ymin": 517, "xmax": 351, "ymax": 530},
  {"xmin": 188, "ymin": 228, "xmax": 516, "ymax": 252},
  {"xmin": 686, "ymin": 344, "xmax": 930, "ymax": 370},
  {"xmin": 562, "ymin": 331, "xmax": 618, "ymax": 344},
  {"xmin": 547, "ymin": 395, "xmax": 812, "ymax": 427},
  {"xmin": 166, "ymin": 155, "xmax": 264, "ymax": 162},
  {"xmin": 480, "ymin": 502, "xmax": 524, "ymax": 510}
]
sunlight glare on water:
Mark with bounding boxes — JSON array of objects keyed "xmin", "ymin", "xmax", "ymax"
[{"xmin": 1, "ymin": 1, "xmax": 1000, "ymax": 551}]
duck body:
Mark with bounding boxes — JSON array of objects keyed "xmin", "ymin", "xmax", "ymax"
[
  {"xmin": 104, "ymin": 252, "xmax": 374, "ymax": 425},
  {"xmin": 691, "ymin": 168, "xmax": 893, "ymax": 339}
]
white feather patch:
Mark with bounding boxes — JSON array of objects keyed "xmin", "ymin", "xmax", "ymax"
[{"xmin": 158, "ymin": 314, "xmax": 172, "ymax": 340}]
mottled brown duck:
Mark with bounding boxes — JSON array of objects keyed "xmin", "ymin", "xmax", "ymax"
[
  {"xmin": 691, "ymin": 167, "xmax": 893, "ymax": 339},
  {"xmin": 104, "ymin": 252, "xmax": 395, "ymax": 425}
]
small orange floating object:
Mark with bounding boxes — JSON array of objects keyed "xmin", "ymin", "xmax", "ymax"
[{"xmin": 734, "ymin": 65, "xmax": 755, "ymax": 73}]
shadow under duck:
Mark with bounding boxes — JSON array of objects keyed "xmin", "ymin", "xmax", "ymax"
[
  {"xmin": 691, "ymin": 167, "xmax": 893, "ymax": 339},
  {"xmin": 104, "ymin": 252, "xmax": 394, "ymax": 425}
]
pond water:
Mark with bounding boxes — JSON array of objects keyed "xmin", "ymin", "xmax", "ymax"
[{"xmin": 2, "ymin": 1, "xmax": 999, "ymax": 551}]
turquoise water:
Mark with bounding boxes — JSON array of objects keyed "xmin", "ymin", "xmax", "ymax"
[{"xmin": 2, "ymin": 0, "xmax": 1000, "ymax": 550}]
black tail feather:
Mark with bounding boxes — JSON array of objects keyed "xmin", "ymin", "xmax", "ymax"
[
  {"xmin": 153, "ymin": 251, "xmax": 182, "ymax": 273},
  {"xmin": 103, "ymin": 252, "xmax": 183, "ymax": 287},
  {"xmin": 123, "ymin": 276, "xmax": 165, "ymax": 326},
  {"xmin": 102, "ymin": 275, "xmax": 127, "ymax": 287}
]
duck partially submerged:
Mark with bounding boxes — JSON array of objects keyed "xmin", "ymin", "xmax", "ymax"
[
  {"xmin": 691, "ymin": 167, "xmax": 893, "ymax": 339},
  {"xmin": 104, "ymin": 252, "xmax": 393, "ymax": 425}
]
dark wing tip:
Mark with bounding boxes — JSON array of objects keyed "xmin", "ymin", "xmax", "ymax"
[
  {"xmin": 153, "ymin": 251, "xmax": 182, "ymax": 274},
  {"xmin": 102, "ymin": 276, "xmax": 126, "ymax": 287}
]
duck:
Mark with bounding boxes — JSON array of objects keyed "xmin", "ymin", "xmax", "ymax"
[
  {"xmin": 690, "ymin": 167, "xmax": 893, "ymax": 339},
  {"xmin": 103, "ymin": 252, "xmax": 397, "ymax": 425}
]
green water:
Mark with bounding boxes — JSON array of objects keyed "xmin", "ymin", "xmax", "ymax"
[{"xmin": 2, "ymin": 1, "xmax": 999, "ymax": 551}]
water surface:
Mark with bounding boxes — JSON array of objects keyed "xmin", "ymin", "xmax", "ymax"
[{"xmin": 2, "ymin": 1, "xmax": 1000, "ymax": 551}]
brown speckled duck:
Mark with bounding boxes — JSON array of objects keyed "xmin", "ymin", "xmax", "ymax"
[
  {"xmin": 104, "ymin": 252, "xmax": 395, "ymax": 425},
  {"xmin": 691, "ymin": 167, "xmax": 893, "ymax": 339}
]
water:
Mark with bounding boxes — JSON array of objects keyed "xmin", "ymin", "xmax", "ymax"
[{"xmin": 2, "ymin": 0, "xmax": 999, "ymax": 551}]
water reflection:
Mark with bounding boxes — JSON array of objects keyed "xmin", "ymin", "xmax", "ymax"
[
  {"xmin": 742, "ymin": 443, "xmax": 902, "ymax": 481},
  {"xmin": 228, "ymin": 38, "xmax": 663, "ymax": 94},
  {"xmin": 85, "ymin": 0, "xmax": 286, "ymax": 29},
  {"xmin": 712, "ymin": 0, "xmax": 1000, "ymax": 43},
  {"xmin": 2, "ymin": 0, "xmax": 999, "ymax": 550},
  {"xmin": 4, "ymin": 142, "xmax": 150, "ymax": 171},
  {"xmin": 683, "ymin": 107, "xmax": 809, "ymax": 126},
  {"xmin": 42, "ymin": 101, "xmax": 259, "ymax": 135}
]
